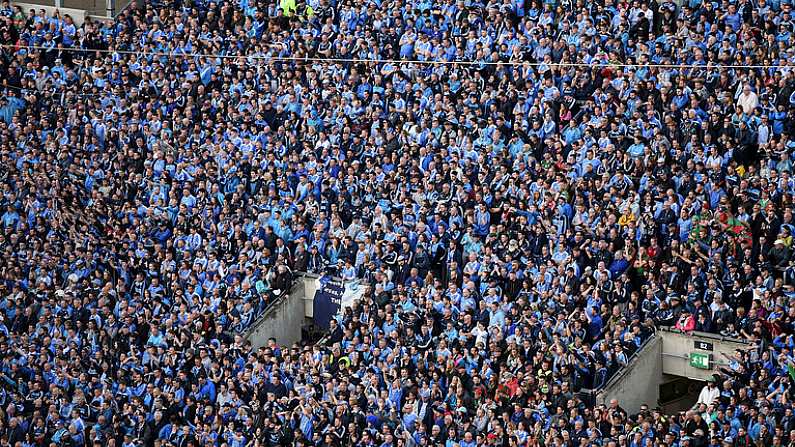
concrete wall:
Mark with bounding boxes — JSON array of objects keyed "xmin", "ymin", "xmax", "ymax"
[
  {"xmin": 14, "ymin": 0, "xmax": 135, "ymax": 23},
  {"xmin": 595, "ymin": 329, "xmax": 752, "ymax": 413},
  {"xmin": 660, "ymin": 329, "xmax": 750, "ymax": 381},
  {"xmin": 14, "ymin": 2, "xmax": 90, "ymax": 24},
  {"xmin": 302, "ymin": 274, "xmax": 321, "ymax": 318},
  {"xmin": 596, "ymin": 334, "xmax": 663, "ymax": 411},
  {"xmin": 245, "ymin": 279, "xmax": 307, "ymax": 349}
]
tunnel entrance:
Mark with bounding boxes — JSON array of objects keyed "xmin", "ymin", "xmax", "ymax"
[{"xmin": 659, "ymin": 376, "xmax": 707, "ymax": 414}]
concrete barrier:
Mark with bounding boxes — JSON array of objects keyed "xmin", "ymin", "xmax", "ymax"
[
  {"xmin": 660, "ymin": 328, "xmax": 751, "ymax": 381},
  {"xmin": 302, "ymin": 273, "xmax": 321, "ymax": 318},
  {"xmin": 596, "ymin": 334, "xmax": 663, "ymax": 411},
  {"xmin": 14, "ymin": 2, "xmax": 89, "ymax": 24},
  {"xmin": 13, "ymin": 0, "xmax": 134, "ymax": 24},
  {"xmin": 244, "ymin": 279, "xmax": 307, "ymax": 348}
]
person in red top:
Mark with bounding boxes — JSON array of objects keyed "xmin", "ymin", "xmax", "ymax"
[{"xmin": 675, "ymin": 309, "xmax": 696, "ymax": 332}]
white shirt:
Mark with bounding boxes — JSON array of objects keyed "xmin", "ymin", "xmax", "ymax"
[
  {"xmin": 697, "ymin": 384, "xmax": 720, "ymax": 405},
  {"xmin": 737, "ymin": 91, "xmax": 759, "ymax": 114}
]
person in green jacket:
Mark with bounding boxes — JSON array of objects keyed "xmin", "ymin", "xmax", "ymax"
[{"xmin": 279, "ymin": 0, "xmax": 296, "ymax": 16}]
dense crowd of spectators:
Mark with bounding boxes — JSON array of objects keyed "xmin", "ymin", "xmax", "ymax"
[{"xmin": 2, "ymin": 0, "xmax": 795, "ymax": 444}]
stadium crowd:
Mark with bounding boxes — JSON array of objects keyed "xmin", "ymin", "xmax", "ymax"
[{"xmin": 2, "ymin": 0, "xmax": 795, "ymax": 444}]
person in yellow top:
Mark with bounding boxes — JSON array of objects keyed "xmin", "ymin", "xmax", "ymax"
[
  {"xmin": 280, "ymin": 0, "xmax": 314, "ymax": 19},
  {"xmin": 618, "ymin": 208, "xmax": 636, "ymax": 227},
  {"xmin": 280, "ymin": 0, "xmax": 297, "ymax": 16},
  {"xmin": 300, "ymin": 2, "xmax": 314, "ymax": 19}
]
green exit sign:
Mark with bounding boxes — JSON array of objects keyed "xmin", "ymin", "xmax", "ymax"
[{"xmin": 690, "ymin": 352, "xmax": 711, "ymax": 369}]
